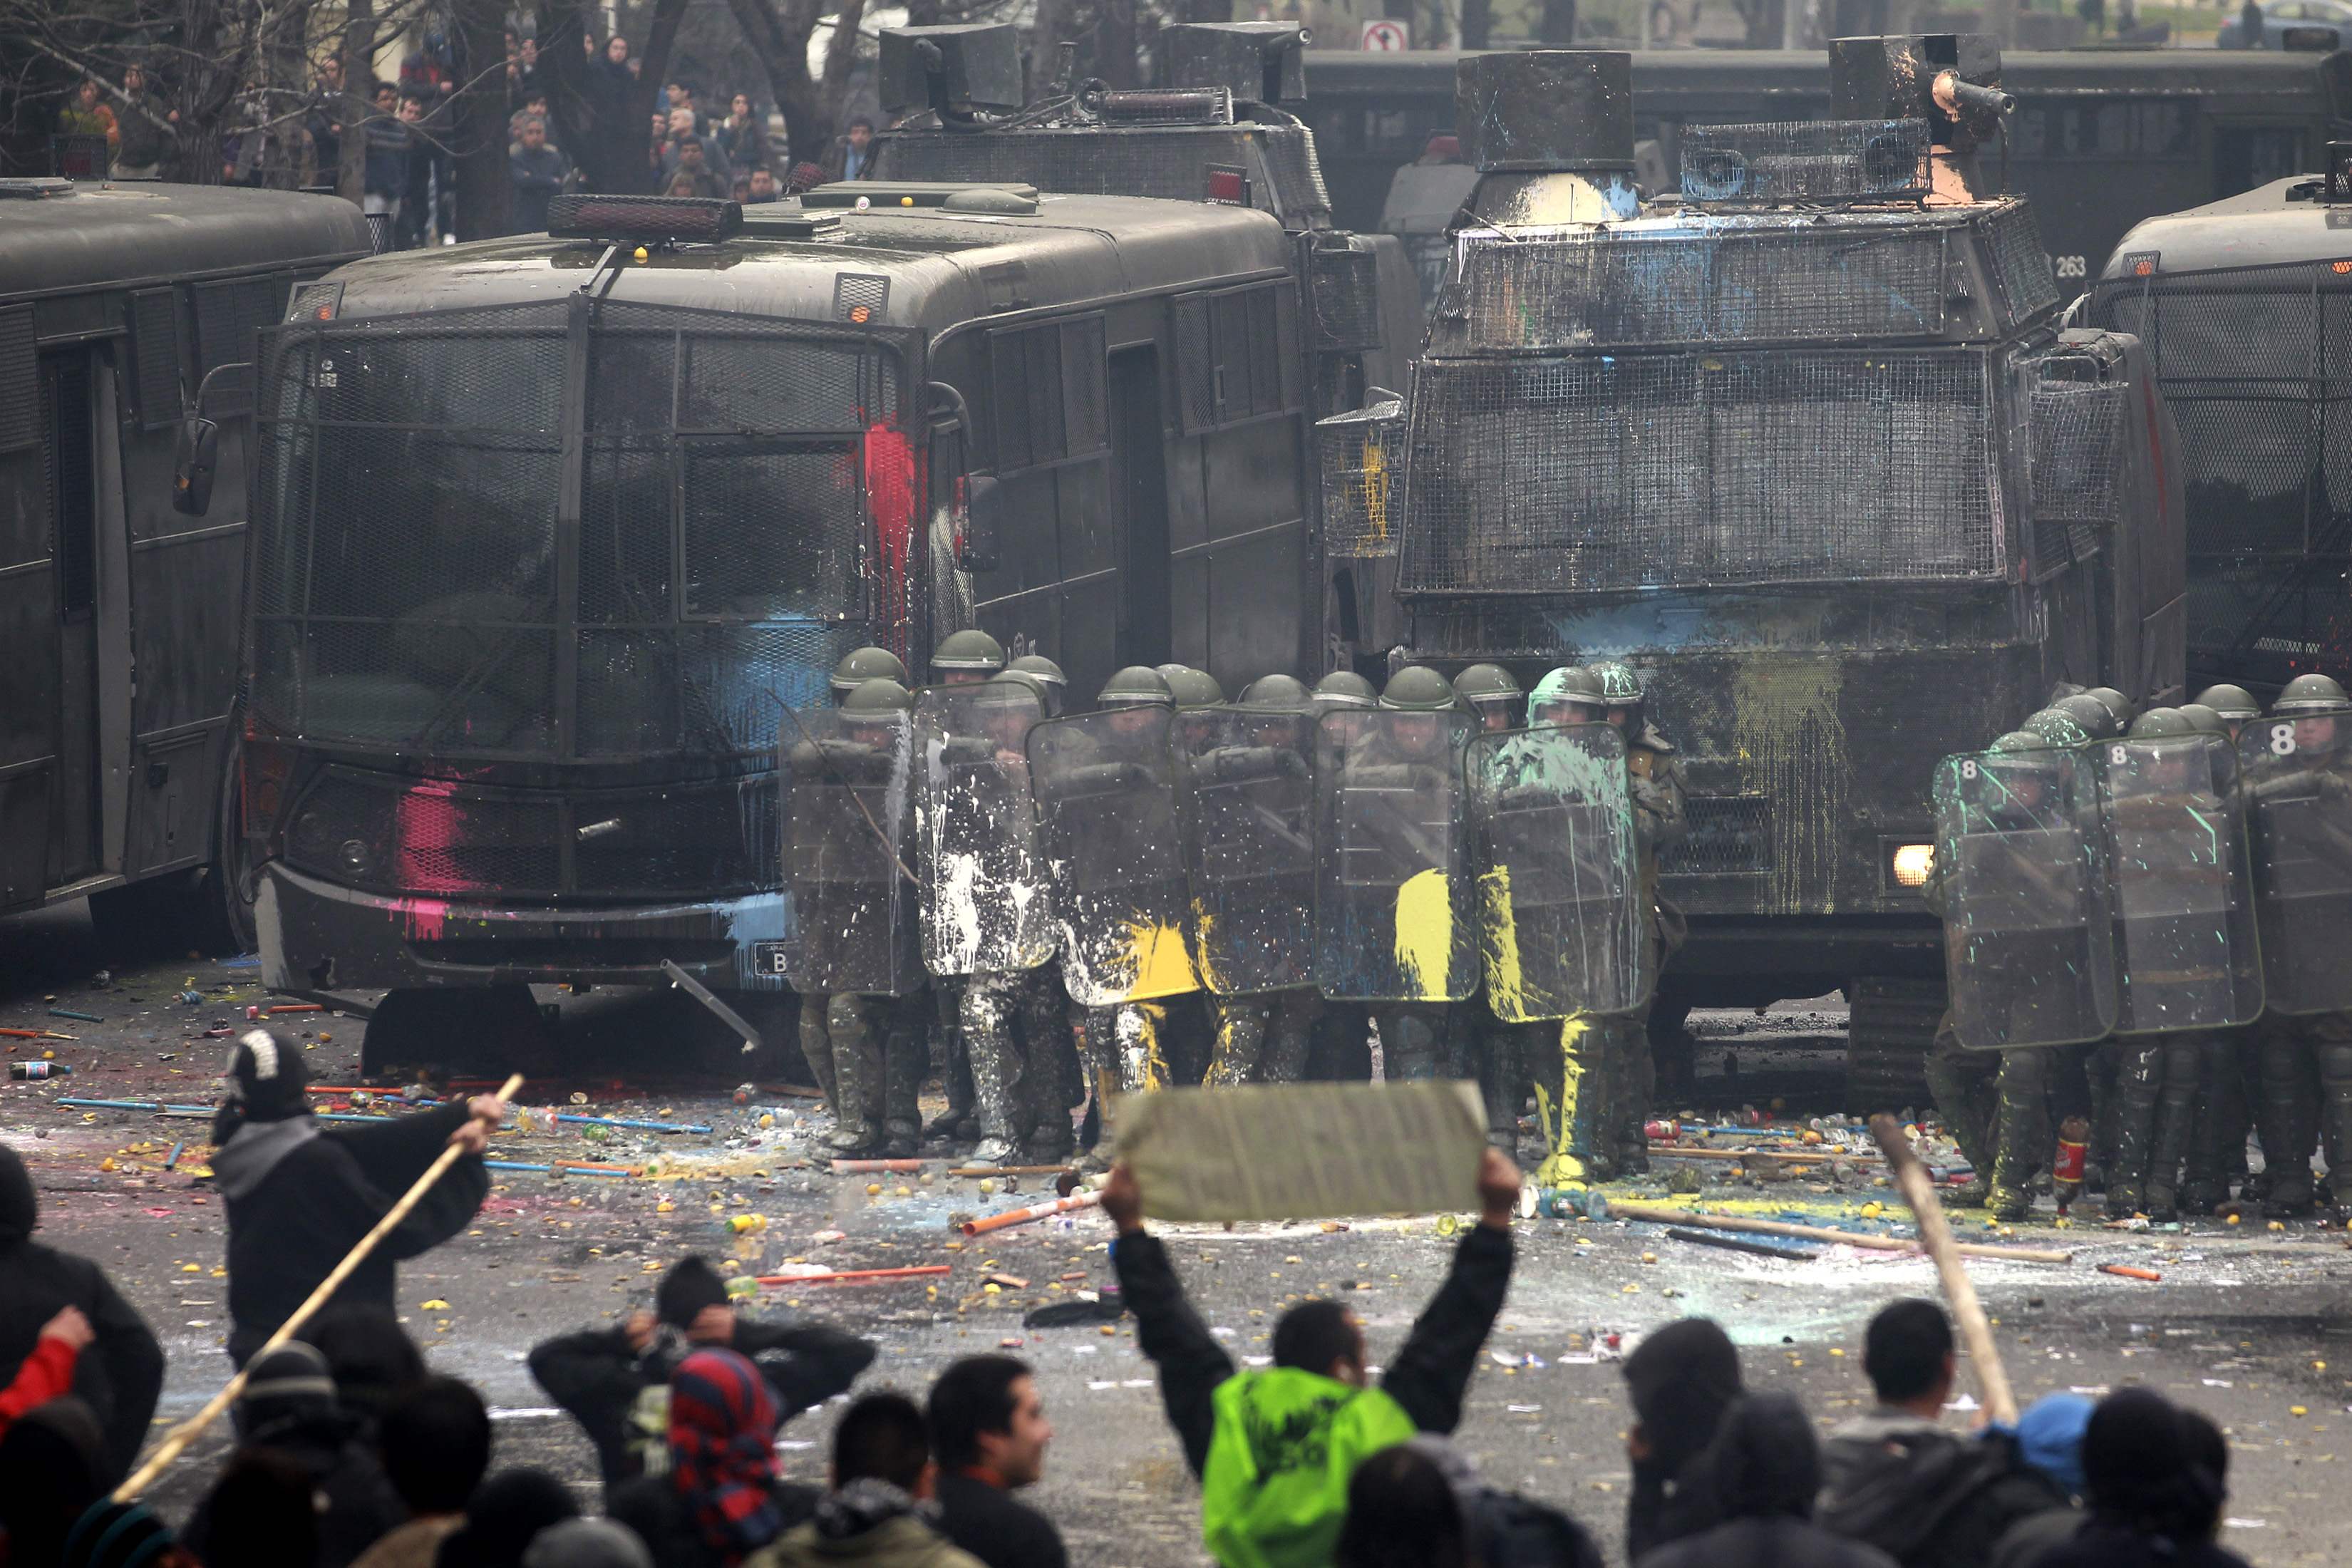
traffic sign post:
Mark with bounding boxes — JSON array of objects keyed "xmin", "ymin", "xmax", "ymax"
[{"xmin": 1361, "ymin": 18, "xmax": 1410, "ymax": 49}]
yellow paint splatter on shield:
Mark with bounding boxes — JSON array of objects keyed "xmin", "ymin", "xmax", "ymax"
[
  {"xmin": 1393, "ymin": 867, "xmax": 1455, "ymax": 1001},
  {"xmin": 1118, "ymin": 914, "xmax": 1198, "ymax": 1002},
  {"xmin": 1479, "ymin": 865, "xmax": 1532, "ymax": 1021}
]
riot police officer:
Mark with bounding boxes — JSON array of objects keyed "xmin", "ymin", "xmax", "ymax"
[
  {"xmin": 1456, "ymin": 664, "xmax": 1524, "ymax": 735},
  {"xmin": 1456, "ymin": 664, "xmax": 1529, "ymax": 1150},
  {"xmin": 1349, "ymin": 666, "xmax": 1471, "ymax": 1083},
  {"xmin": 2180, "ymin": 686, "xmax": 2261, "ymax": 1208},
  {"xmin": 1587, "ymin": 660, "xmax": 1687, "ymax": 1175},
  {"xmin": 2250, "ymin": 674, "xmax": 2352, "ymax": 1214},
  {"xmin": 922, "ymin": 629, "xmax": 1012, "ymax": 1145},
  {"xmin": 1312, "ymin": 670, "xmax": 1378, "ymax": 716},
  {"xmin": 2195, "ymin": 684, "xmax": 2261, "ymax": 746},
  {"xmin": 2106, "ymin": 708, "xmax": 2217, "ymax": 1221},
  {"xmin": 788, "ymin": 677, "xmax": 919, "ymax": 1156}
]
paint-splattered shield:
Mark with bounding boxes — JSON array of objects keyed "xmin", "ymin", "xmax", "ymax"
[
  {"xmin": 1467, "ymin": 723, "xmax": 1646, "ymax": 1021},
  {"xmin": 778, "ymin": 706, "xmax": 920, "ymax": 995},
  {"xmin": 1314, "ymin": 708, "xmax": 1478, "ymax": 1002},
  {"xmin": 2239, "ymin": 720, "xmax": 2352, "ymax": 1015},
  {"xmin": 914, "ymin": 684, "xmax": 1055, "ymax": 976},
  {"xmin": 1172, "ymin": 707, "xmax": 1317, "ymax": 995},
  {"xmin": 2097, "ymin": 733, "xmax": 2263, "ymax": 1036},
  {"xmin": 1931, "ymin": 747, "xmax": 2116, "ymax": 1051},
  {"xmin": 1026, "ymin": 708, "xmax": 1200, "ymax": 1006}
]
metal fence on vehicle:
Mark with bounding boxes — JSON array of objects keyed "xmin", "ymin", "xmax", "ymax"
[
  {"xmin": 1398, "ymin": 347, "xmax": 2004, "ymax": 594},
  {"xmin": 1676, "ymin": 118, "xmax": 1931, "ymax": 204},
  {"xmin": 872, "ymin": 123, "xmax": 1333, "ymax": 226}
]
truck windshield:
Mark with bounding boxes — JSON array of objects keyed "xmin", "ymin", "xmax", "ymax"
[{"xmin": 251, "ymin": 299, "xmax": 914, "ymax": 762}]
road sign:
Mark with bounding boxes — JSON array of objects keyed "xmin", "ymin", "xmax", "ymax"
[{"xmin": 1361, "ymin": 18, "xmax": 1410, "ymax": 49}]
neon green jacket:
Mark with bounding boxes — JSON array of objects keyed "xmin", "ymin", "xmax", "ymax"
[{"xmin": 1199, "ymin": 1367, "xmax": 1419, "ymax": 1568}]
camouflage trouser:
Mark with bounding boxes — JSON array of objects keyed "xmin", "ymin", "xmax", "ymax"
[
  {"xmin": 1922, "ymin": 1011, "xmax": 1998, "ymax": 1181},
  {"xmin": 1205, "ymin": 989, "xmax": 1321, "ymax": 1087},
  {"xmin": 1016, "ymin": 967, "xmax": 1079, "ymax": 1157},
  {"xmin": 963, "ymin": 969, "xmax": 1049, "ymax": 1146},
  {"xmin": 798, "ymin": 991, "xmax": 842, "ymax": 1119},
  {"xmin": 1082, "ymin": 1001, "xmax": 1170, "ymax": 1155},
  {"xmin": 2256, "ymin": 1009, "xmax": 2352, "ymax": 1207},
  {"xmin": 1532, "ymin": 1014, "xmax": 1616, "ymax": 1187},
  {"xmin": 927, "ymin": 978, "xmax": 973, "ymax": 1134},
  {"xmin": 2108, "ymin": 1031, "xmax": 2204, "ymax": 1215},
  {"xmin": 1307, "ymin": 1003, "xmax": 1376, "ymax": 1082},
  {"xmin": 1374, "ymin": 1004, "xmax": 1451, "ymax": 1081},
  {"xmin": 803, "ymin": 992, "xmax": 884, "ymax": 1150},
  {"xmin": 1470, "ymin": 1008, "xmax": 1547, "ymax": 1152},
  {"xmin": 1609, "ymin": 1005, "xmax": 1656, "ymax": 1171},
  {"xmin": 2184, "ymin": 1027, "xmax": 2252, "ymax": 1207},
  {"xmin": 877, "ymin": 991, "xmax": 927, "ymax": 1145}
]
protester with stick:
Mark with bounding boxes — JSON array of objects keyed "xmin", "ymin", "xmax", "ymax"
[{"xmin": 212, "ymin": 1028, "xmax": 502, "ymax": 1368}]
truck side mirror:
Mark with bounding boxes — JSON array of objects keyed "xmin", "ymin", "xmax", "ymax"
[
  {"xmin": 959, "ymin": 473, "xmax": 1002, "ymax": 574},
  {"xmin": 172, "ymin": 416, "xmax": 220, "ymax": 517}
]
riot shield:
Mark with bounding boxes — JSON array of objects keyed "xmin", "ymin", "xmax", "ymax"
[
  {"xmin": 2240, "ymin": 718, "xmax": 2352, "ymax": 1014},
  {"xmin": 778, "ymin": 706, "xmax": 920, "ymax": 995},
  {"xmin": 1172, "ymin": 707, "xmax": 1317, "ymax": 995},
  {"xmin": 913, "ymin": 685, "xmax": 1055, "ymax": 976},
  {"xmin": 1314, "ymin": 708, "xmax": 1479, "ymax": 1002},
  {"xmin": 1026, "ymin": 708, "xmax": 1200, "ymax": 1006},
  {"xmin": 1931, "ymin": 748, "xmax": 2115, "ymax": 1051},
  {"xmin": 2098, "ymin": 733, "xmax": 2264, "ymax": 1035},
  {"xmin": 1467, "ymin": 723, "xmax": 1647, "ymax": 1021}
]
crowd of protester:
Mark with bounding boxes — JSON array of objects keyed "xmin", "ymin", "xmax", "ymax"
[
  {"xmin": 58, "ymin": 24, "xmax": 879, "ymax": 249},
  {"xmin": 0, "ymin": 1080, "xmax": 2261, "ymax": 1568}
]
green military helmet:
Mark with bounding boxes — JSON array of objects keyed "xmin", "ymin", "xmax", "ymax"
[
  {"xmin": 841, "ymin": 676, "xmax": 913, "ymax": 714},
  {"xmin": 1379, "ymin": 665, "xmax": 1459, "ymax": 712},
  {"xmin": 1454, "ymin": 663, "xmax": 1522, "ymax": 704},
  {"xmin": 1989, "ymin": 728, "xmax": 2058, "ymax": 753},
  {"xmin": 1312, "ymin": 671, "xmax": 1378, "ymax": 711},
  {"xmin": 2021, "ymin": 707, "xmax": 2090, "ymax": 747},
  {"xmin": 1530, "ymin": 665, "xmax": 1607, "ymax": 711},
  {"xmin": 2085, "ymin": 686, "xmax": 2135, "ymax": 727},
  {"xmin": 1009, "ymin": 653, "xmax": 1066, "ymax": 691},
  {"xmin": 2055, "ymin": 693, "xmax": 2119, "ymax": 740},
  {"xmin": 931, "ymin": 629, "xmax": 1006, "ymax": 675},
  {"xmin": 2193, "ymin": 683, "xmax": 2262, "ymax": 722},
  {"xmin": 2176, "ymin": 703, "xmax": 2227, "ymax": 737},
  {"xmin": 1590, "ymin": 660, "xmax": 1644, "ymax": 706},
  {"xmin": 1159, "ymin": 666, "xmax": 1226, "ymax": 711},
  {"xmin": 1239, "ymin": 673, "xmax": 1312, "ymax": 711},
  {"xmin": 990, "ymin": 669, "xmax": 1051, "ymax": 703},
  {"xmin": 2272, "ymin": 672, "xmax": 2352, "ymax": 716},
  {"xmin": 830, "ymin": 645, "xmax": 909, "ymax": 698},
  {"xmin": 1098, "ymin": 665, "xmax": 1174, "ymax": 709},
  {"xmin": 2127, "ymin": 707, "xmax": 2193, "ymax": 740}
]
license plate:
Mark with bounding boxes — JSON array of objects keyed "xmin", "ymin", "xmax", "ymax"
[{"xmin": 747, "ymin": 941, "xmax": 789, "ymax": 978}]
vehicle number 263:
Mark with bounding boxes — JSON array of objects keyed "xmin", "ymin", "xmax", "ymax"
[{"xmin": 2053, "ymin": 255, "xmax": 2087, "ymax": 279}]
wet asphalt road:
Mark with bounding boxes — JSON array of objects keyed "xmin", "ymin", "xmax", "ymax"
[{"xmin": 4, "ymin": 900, "xmax": 2350, "ymax": 1567}]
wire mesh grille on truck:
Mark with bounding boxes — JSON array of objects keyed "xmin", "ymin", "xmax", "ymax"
[
  {"xmin": 1398, "ymin": 348, "xmax": 2003, "ymax": 594},
  {"xmin": 1677, "ymin": 118, "xmax": 1931, "ymax": 204},
  {"xmin": 2086, "ymin": 259, "xmax": 2352, "ymax": 675},
  {"xmin": 2027, "ymin": 378, "xmax": 2128, "ymax": 574},
  {"xmin": 1455, "ymin": 216, "xmax": 1951, "ymax": 352},
  {"xmin": 1318, "ymin": 396, "xmax": 1405, "ymax": 558}
]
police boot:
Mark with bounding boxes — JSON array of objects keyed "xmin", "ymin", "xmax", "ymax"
[
  {"xmin": 2105, "ymin": 1041, "xmax": 2162, "ymax": 1218},
  {"xmin": 1922, "ymin": 1013, "xmax": 1998, "ymax": 1181},
  {"xmin": 2180, "ymin": 1038, "xmax": 2238, "ymax": 1214},
  {"xmin": 798, "ymin": 992, "xmax": 840, "ymax": 1118},
  {"xmin": 1379, "ymin": 1007, "xmax": 1444, "ymax": 1081},
  {"xmin": 880, "ymin": 997, "xmax": 924, "ymax": 1157},
  {"xmin": 922, "ymin": 979, "xmax": 976, "ymax": 1140},
  {"xmin": 1205, "ymin": 996, "xmax": 1267, "ymax": 1088},
  {"xmin": 961, "ymin": 972, "xmax": 1023, "ymax": 1166},
  {"xmin": 822, "ymin": 996, "xmax": 882, "ymax": 1155},
  {"xmin": 2316, "ymin": 1036, "xmax": 2352, "ymax": 1216},
  {"xmin": 1475, "ymin": 1023, "xmax": 1522, "ymax": 1155},
  {"xmin": 2259, "ymin": 1031, "xmax": 2321, "ymax": 1214}
]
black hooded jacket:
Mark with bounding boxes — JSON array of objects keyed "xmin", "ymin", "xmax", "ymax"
[
  {"xmin": 1638, "ymin": 1395, "xmax": 1899, "ymax": 1568},
  {"xmin": 529, "ymin": 1315, "xmax": 876, "ymax": 1492},
  {"xmin": 0, "ymin": 1147, "xmax": 164, "ymax": 1485},
  {"xmin": 1817, "ymin": 1410, "xmax": 2068, "ymax": 1568},
  {"xmin": 213, "ymin": 1103, "xmax": 488, "ymax": 1365}
]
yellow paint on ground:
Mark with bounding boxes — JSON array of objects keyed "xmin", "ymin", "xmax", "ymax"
[{"xmin": 1393, "ymin": 866, "xmax": 1455, "ymax": 1001}]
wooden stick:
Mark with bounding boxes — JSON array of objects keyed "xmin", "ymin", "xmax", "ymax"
[
  {"xmin": 1603, "ymin": 1200, "xmax": 2074, "ymax": 1265},
  {"xmin": 947, "ymin": 1165, "xmax": 1077, "ymax": 1177},
  {"xmin": 959, "ymin": 1191, "xmax": 1100, "ymax": 1236},
  {"xmin": 114, "ymin": 1072, "xmax": 523, "ymax": 1501},
  {"xmin": 755, "ymin": 1264, "xmax": 952, "ymax": 1286},
  {"xmin": 1870, "ymin": 1113, "xmax": 2018, "ymax": 1426}
]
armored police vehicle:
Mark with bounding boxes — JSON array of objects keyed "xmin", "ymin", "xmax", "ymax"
[
  {"xmin": 1322, "ymin": 40, "xmax": 2185, "ymax": 1106},
  {"xmin": 865, "ymin": 23, "xmax": 1427, "ymax": 669},
  {"xmin": 207, "ymin": 187, "xmax": 1311, "ymax": 1058},
  {"xmin": 0, "ymin": 180, "xmax": 368, "ymax": 951},
  {"xmin": 2083, "ymin": 148, "xmax": 2352, "ymax": 693}
]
